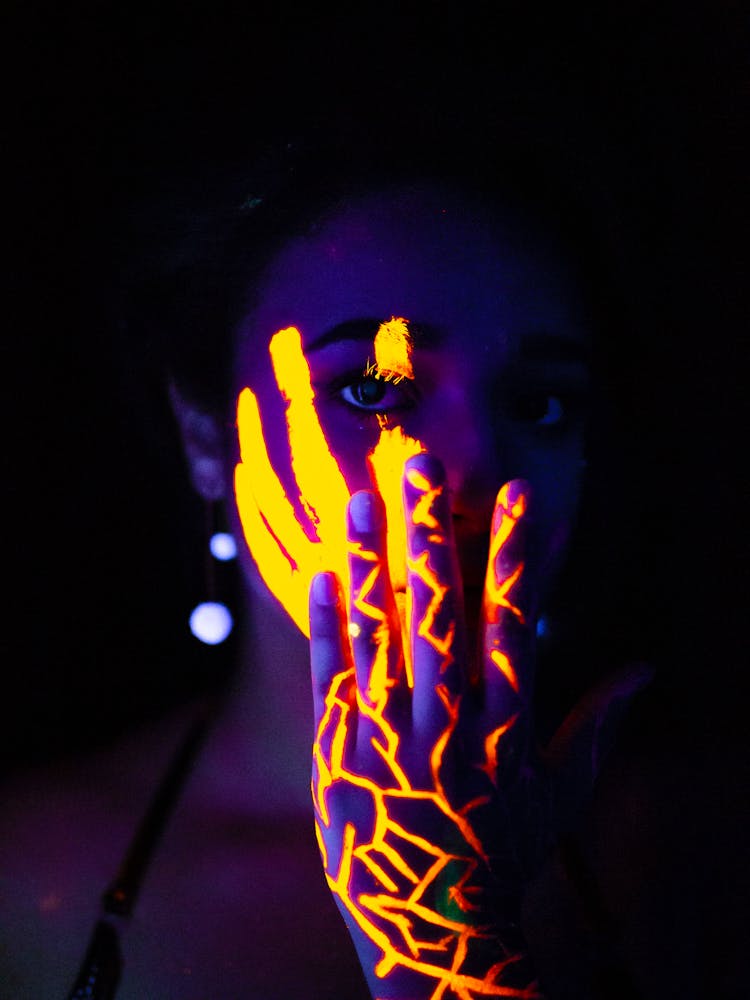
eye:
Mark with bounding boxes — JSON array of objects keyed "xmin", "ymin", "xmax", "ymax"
[
  {"xmin": 536, "ymin": 395, "xmax": 565, "ymax": 426},
  {"xmin": 337, "ymin": 374, "xmax": 415, "ymax": 413},
  {"xmin": 512, "ymin": 392, "xmax": 567, "ymax": 427},
  {"xmin": 343, "ymin": 376, "xmax": 388, "ymax": 408}
]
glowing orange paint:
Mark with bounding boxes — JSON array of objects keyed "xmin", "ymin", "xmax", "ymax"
[
  {"xmin": 489, "ymin": 650, "xmax": 519, "ymax": 693},
  {"xmin": 269, "ymin": 327, "xmax": 352, "ymax": 538},
  {"xmin": 236, "ymin": 325, "xmax": 426, "ymax": 636},
  {"xmin": 235, "ymin": 325, "xmax": 536, "ymax": 994},
  {"xmin": 235, "ymin": 326, "xmax": 351, "ymax": 635},
  {"xmin": 480, "ymin": 715, "xmax": 519, "ymax": 786},
  {"xmin": 484, "ymin": 484, "xmax": 527, "ymax": 627},
  {"xmin": 312, "ymin": 464, "xmax": 538, "ymax": 998},
  {"xmin": 371, "ymin": 316, "xmax": 414, "ymax": 383},
  {"xmin": 368, "ymin": 425, "xmax": 426, "ymax": 599}
]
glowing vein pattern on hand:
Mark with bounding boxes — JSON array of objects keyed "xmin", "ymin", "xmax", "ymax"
[
  {"xmin": 235, "ymin": 323, "xmax": 537, "ymax": 996},
  {"xmin": 234, "ymin": 325, "xmax": 425, "ymax": 636},
  {"xmin": 312, "ymin": 471, "xmax": 539, "ymax": 998}
]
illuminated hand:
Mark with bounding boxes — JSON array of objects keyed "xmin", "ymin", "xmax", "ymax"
[
  {"xmin": 310, "ymin": 455, "xmax": 548, "ymax": 1000},
  {"xmin": 235, "ymin": 324, "xmax": 648, "ymax": 996},
  {"xmin": 234, "ymin": 324, "xmax": 424, "ymax": 636}
]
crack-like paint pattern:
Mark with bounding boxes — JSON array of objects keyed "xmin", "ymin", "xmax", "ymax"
[
  {"xmin": 234, "ymin": 322, "xmax": 539, "ymax": 998},
  {"xmin": 311, "ymin": 469, "xmax": 538, "ymax": 998}
]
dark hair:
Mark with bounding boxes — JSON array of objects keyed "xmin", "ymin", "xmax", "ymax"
[
  {"xmin": 112, "ymin": 104, "xmax": 660, "ymax": 733},
  {"xmin": 116, "ymin": 104, "xmax": 629, "ymax": 416}
]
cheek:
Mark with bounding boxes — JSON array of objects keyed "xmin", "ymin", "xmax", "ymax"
[
  {"xmin": 317, "ymin": 412, "xmax": 383, "ymax": 493},
  {"xmin": 513, "ymin": 440, "xmax": 585, "ymax": 580}
]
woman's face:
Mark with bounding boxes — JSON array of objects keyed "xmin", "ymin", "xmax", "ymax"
[{"xmin": 229, "ymin": 182, "xmax": 592, "ymax": 631}]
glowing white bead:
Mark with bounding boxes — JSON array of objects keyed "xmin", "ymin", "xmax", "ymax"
[
  {"xmin": 189, "ymin": 602, "xmax": 233, "ymax": 645},
  {"xmin": 209, "ymin": 532, "xmax": 238, "ymax": 561}
]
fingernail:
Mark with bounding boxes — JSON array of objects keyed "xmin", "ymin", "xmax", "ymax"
[
  {"xmin": 494, "ymin": 479, "xmax": 531, "ymax": 530},
  {"xmin": 311, "ymin": 572, "xmax": 338, "ymax": 606},
  {"xmin": 506, "ymin": 479, "xmax": 530, "ymax": 508},
  {"xmin": 349, "ymin": 491, "xmax": 382, "ymax": 532},
  {"xmin": 405, "ymin": 453, "xmax": 446, "ymax": 485}
]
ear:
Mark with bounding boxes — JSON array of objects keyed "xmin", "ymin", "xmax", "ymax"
[{"xmin": 168, "ymin": 378, "xmax": 228, "ymax": 501}]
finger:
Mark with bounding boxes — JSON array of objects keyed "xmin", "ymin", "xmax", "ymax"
[
  {"xmin": 235, "ymin": 387, "xmax": 320, "ymax": 635},
  {"xmin": 309, "ymin": 571, "xmax": 354, "ymax": 726},
  {"xmin": 403, "ymin": 453, "xmax": 466, "ymax": 734},
  {"xmin": 269, "ymin": 327, "xmax": 351, "ymax": 584},
  {"xmin": 309, "ymin": 571, "xmax": 357, "ymax": 828},
  {"xmin": 346, "ymin": 491, "xmax": 402, "ymax": 710},
  {"xmin": 480, "ymin": 480, "xmax": 536, "ymax": 756}
]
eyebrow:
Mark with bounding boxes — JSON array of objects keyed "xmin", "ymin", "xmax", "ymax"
[
  {"xmin": 304, "ymin": 320, "xmax": 589, "ymax": 364},
  {"xmin": 305, "ymin": 319, "xmax": 443, "ymax": 353},
  {"xmin": 517, "ymin": 332, "xmax": 590, "ymax": 366}
]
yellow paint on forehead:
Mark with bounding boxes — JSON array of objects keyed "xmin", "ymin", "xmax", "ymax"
[{"xmin": 372, "ymin": 316, "xmax": 414, "ymax": 383}]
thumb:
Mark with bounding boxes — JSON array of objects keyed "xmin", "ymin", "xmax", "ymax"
[{"xmin": 542, "ymin": 661, "xmax": 654, "ymax": 833}]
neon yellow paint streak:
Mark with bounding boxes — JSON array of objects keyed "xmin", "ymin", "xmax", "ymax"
[
  {"xmin": 236, "ymin": 324, "xmax": 536, "ymax": 994},
  {"xmin": 480, "ymin": 715, "xmax": 519, "ymax": 786},
  {"xmin": 312, "ymin": 465, "xmax": 538, "ymax": 998},
  {"xmin": 372, "ymin": 316, "xmax": 414, "ymax": 383},
  {"xmin": 490, "ymin": 649, "xmax": 519, "ymax": 693},
  {"xmin": 235, "ymin": 325, "xmax": 426, "ymax": 637},
  {"xmin": 235, "ymin": 386, "xmax": 321, "ymax": 634},
  {"xmin": 368, "ymin": 425, "xmax": 426, "ymax": 596},
  {"xmin": 485, "ymin": 484, "xmax": 527, "ymax": 626},
  {"xmin": 270, "ymin": 328, "xmax": 351, "ymax": 545}
]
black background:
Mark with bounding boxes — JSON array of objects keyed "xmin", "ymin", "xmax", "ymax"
[{"xmin": 4, "ymin": 2, "xmax": 747, "ymax": 769}]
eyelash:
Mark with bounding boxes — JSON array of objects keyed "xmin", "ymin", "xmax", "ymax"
[
  {"xmin": 504, "ymin": 388, "xmax": 589, "ymax": 430},
  {"xmin": 323, "ymin": 370, "xmax": 588, "ymax": 431},
  {"xmin": 326, "ymin": 371, "xmax": 419, "ymax": 418}
]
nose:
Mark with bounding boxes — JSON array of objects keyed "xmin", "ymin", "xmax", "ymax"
[{"xmin": 420, "ymin": 379, "xmax": 504, "ymax": 531}]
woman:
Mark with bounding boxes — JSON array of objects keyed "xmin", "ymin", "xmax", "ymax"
[{"xmin": 0, "ymin": 116, "xmax": 686, "ymax": 999}]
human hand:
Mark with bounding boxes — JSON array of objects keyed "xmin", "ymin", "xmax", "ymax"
[
  {"xmin": 233, "ymin": 325, "xmax": 650, "ymax": 996},
  {"xmin": 234, "ymin": 324, "xmax": 424, "ymax": 636},
  {"xmin": 309, "ymin": 452, "xmax": 653, "ymax": 999},
  {"xmin": 310, "ymin": 455, "xmax": 548, "ymax": 999}
]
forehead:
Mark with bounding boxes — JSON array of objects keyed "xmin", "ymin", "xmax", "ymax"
[{"xmin": 235, "ymin": 182, "xmax": 587, "ymax": 361}]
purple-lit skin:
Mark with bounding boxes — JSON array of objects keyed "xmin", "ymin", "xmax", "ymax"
[
  {"xmin": 0, "ymin": 183, "xmax": 651, "ymax": 1000},
  {"xmin": 223, "ymin": 184, "xmax": 595, "ymax": 997},
  {"xmin": 229, "ymin": 183, "xmax": 591, "ymax": 631}
]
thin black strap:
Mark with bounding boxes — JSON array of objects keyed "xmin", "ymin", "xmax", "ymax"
[
  {"xmin": 66, "ymin": 919, "xmax": 122, "ymax": 1000},
  {"xmin": 102, "ymin": 710, "xmax": 211, "ymax": 917},
  {"xmin": 64, "ymin": 705, "xmax": 214, "ymax": 999}
]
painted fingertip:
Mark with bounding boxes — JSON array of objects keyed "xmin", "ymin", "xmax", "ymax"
[
  {"xmin": 493, "ymin": 478, "xmax": 532, "ymax": 529},
  {"xmin": 311, "ymin": 571, "xmax": 339, "ymax": 607},
  {"xmin": 404, "ymin": 452, "xmax": 446, "ymax": 487},
  {"xmin": 348, "ymin": 490, "xmax": 383, "ymax": 532}
]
